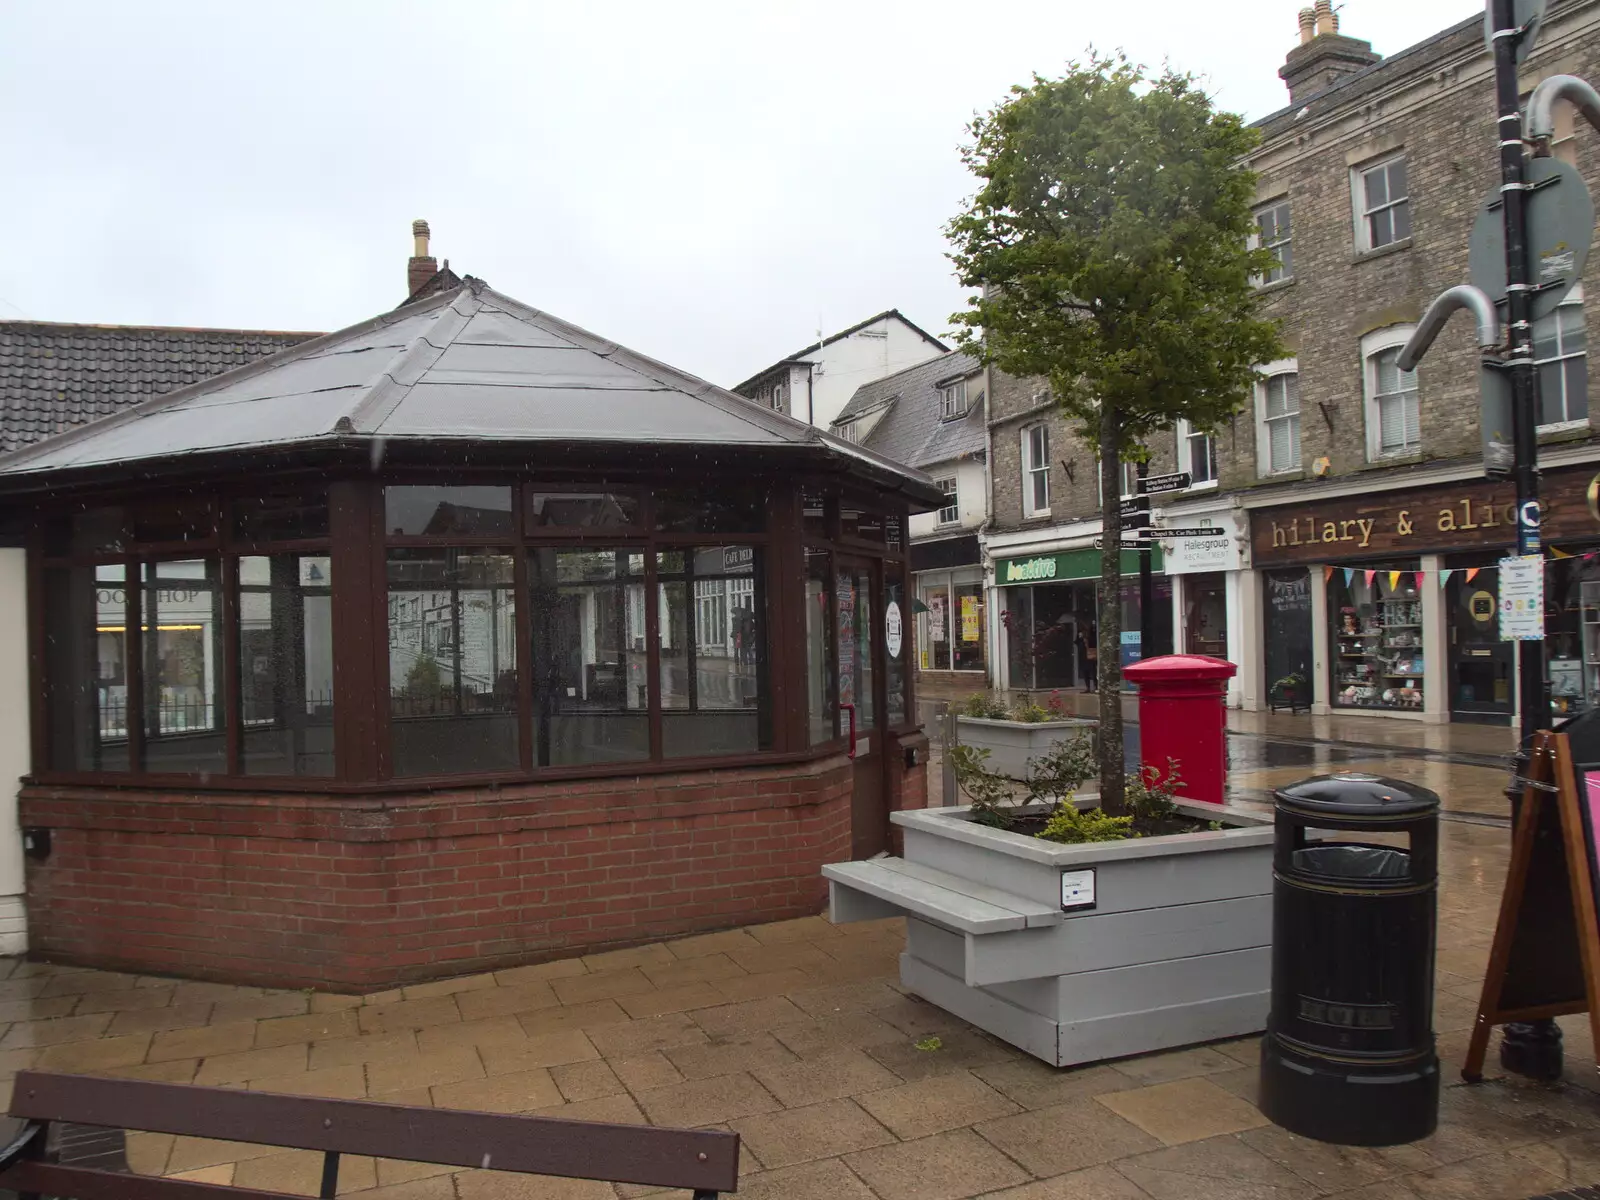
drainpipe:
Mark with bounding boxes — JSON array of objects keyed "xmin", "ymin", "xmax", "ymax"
[
  {"xmin": 806, "ymin": 364, "xmax": 816, "ymax": 427},
  {"xmin": 981, "ymin": 364, "xmax": 1001, "ymax": 689}
]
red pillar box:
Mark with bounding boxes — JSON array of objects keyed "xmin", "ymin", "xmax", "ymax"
[{"xmin": 1123, "ymin": 654, "xmax": 1238, "ymax": 806}]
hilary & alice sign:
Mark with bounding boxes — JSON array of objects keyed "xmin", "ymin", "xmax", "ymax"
[{"xmin": 1250, "ymin": 466, "xmax": 1600, "ymax": 567}]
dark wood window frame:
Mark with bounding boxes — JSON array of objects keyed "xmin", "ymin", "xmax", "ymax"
[{"xmin": 28, "ymin": 476, "xmax": 915, "ymax": 792}]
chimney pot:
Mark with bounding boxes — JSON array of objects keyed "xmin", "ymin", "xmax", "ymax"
[
  {"xmin": 407, "ymin": 219, "xmax": 438, "ymax": 297},
  {"xmin": 1298, "ymin": 7, "xmax": 1316, "ymax": 44},
  {"xmin": 1314, "ymin": 0, "xmax": 1335, "ymax": 37}
]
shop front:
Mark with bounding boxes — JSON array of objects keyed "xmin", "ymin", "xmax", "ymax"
[
  {"xmin": 993, "ymin": 546, "xmax": 1170, "ymax": 692},
  {"xmin": 1248, "ymin": 461, "xmax": 1600, "ymax": 724},
  {"xmin": 911, "ymin": 533, "xmax": 986, "ymax": 682}
]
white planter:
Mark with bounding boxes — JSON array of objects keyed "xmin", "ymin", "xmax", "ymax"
[
  {"xmin": 955, "ymin": 716, "xmax": 1096, "ymax": 780},
  {"xmin": 825, "ymin": 799, "xmax": 1274, "ymax": 1067}
]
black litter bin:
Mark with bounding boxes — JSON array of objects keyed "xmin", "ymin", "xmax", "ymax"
[{"xmin": 1258, "ymin": 772, "xmax": 1440, "ymax": 1146}]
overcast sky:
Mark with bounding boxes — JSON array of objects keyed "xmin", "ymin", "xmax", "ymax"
[{"xmin": 1, "ymin": 0, "xmax": 1478, "ymax": 387}]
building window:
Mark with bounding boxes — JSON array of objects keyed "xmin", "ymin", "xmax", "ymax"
[
  {"xmin": 656, "ymin": 546, "xmax": 768, "ymax": 759},
  {"xmin": 1356, "ymin": 156, "xmax": 1411, "ymax": 251},
  {"xmin": 1363, "ymin": 330, "xmax": 1421, "ymax": 459},
  {"xmin": 41, "ymin": 492, "xmax": 334, "ymax": 779},
  {"xmin": 1536, "ymin": 287, "xmax": 1588, "ymax": 428},
  {"xmin": 771, "ymin": 383, "xmax": 786, "ymax": 413},
  {"xmin": 935, "ymin": 477, "xmax": 959, "ymax": 525},
  {"xmin": 1176, "ymin": 420, "xmax": 1218, "ymax": 485},
  {"xmin": 1022, "ymin": 424, "xmax": 1050, "ymax": 517},
  {"xmin": 836, "ymin": 420, "xmax": 859, "ymax": 444},
  {"xmin": 1257, "ymin": 364, "xmax": 1301, "ymax": 475},
  {"xmin": 940, "ymin": 380, "xmax": 968, "ymax": 420},
  {"xmin": 1254, "ymin": 200, "xmax": 1292, "ymax": 284}
]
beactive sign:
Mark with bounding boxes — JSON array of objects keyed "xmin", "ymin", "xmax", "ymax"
[
  {"xmin": 1003, "ymin": 556, "xmax": 1058, "ymax": 582},
  {"xmin": 1249, "ymin": 465, "xmax": 1600, "ymax": 566}
]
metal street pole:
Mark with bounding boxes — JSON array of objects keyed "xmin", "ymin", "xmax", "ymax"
[
  {"xmin": 1136, "ymin": 458, "xmax": 1153, "ymax": 659},
  {"xmin": 1490, "ymin": 0, "xmax": 1562, "ymax": 1081}
]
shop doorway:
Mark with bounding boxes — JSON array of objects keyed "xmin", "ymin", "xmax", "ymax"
[
  {"xmin": 1182, "ymin": 572, "xmax": 1228, "ymax": 659},
  {"xmin": 837, "ymin": 557, "xmax": 887, "ymax": 857},
  {"xmin": 1448, "ymin": 571, "xmax": 1512, "ymax": 723}
]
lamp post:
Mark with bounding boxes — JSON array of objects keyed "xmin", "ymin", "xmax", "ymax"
[{"xmin": 1401, "ymin": 0, "xmax": 1600, "ymax": 1081}]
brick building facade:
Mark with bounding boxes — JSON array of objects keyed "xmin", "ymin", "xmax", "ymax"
[{"xmin": 983, "ymin": 0, "xmax": 1600, "ymax": 728}]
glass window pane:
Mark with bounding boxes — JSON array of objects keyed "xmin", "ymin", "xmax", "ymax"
[
  {"xmin": 838, "ymin": 565, "xmax": 874, "ymax": 730},
  {"xmin": 1388, "ymin": 158, "xmax": 1408, "ymax": 201},
  {"xmin": 44, "ymin": 564, "xmax": 129, "ymax": 771},
  {"xmin": 841, "ymin": 503, "xmax": 885, "ymax": 543},
  {"xmin": 1363, "ymin": 166, "xmax": 1388, "ymax": 209},
  {"xmin": 658, "ymin": 546, "xmax": 769, "ymax": 759},
  {"xmin": 1278, "ymin": 202, "xmax": 1291, "ymax": 239},
  {"xmin": 239, "ymin": 555, "xmax": 334, "ymax": 776},
  {"xmin": 1566, "ymin": 357, "xmax": 1589, "ymax": 420},
  {"xmin": 1541, "ymin": 362, "xmax": 1566, "ymax": 424},
  {"xmin": 388, "ymin": 549, "xmax": 519, "ymax": 777},
  {"xmin": 386, "ymin": 487, "xmax": 512, "ymax": 537},
  {"xmin": 142, "ymin": 559, "xmax": 225, "ymax": 774},
  {"xmin": 1392, "ymin": 200, "xmax": 1412, "ymax": 241},
  {"xmin": 530, "ymin": 548, "xmax": 649, "ymax": 766},
  {"xmin": 526, "ymin": 491, "xmax": 640, "ymax": 532},
  {"xmin": 1270, "ymin": 418, "xmax": 1293, "ymax": 473},
  {"xmin": 1370, "ymin": 209, "xmax": 1393, "ymax": 248},
  {"xmin": 922, "ymin": 580, "xmax": 952, "ymax": 671},
  {"xmin": 654, "ymin": 487, "xmax": 766, "ymax": 534},
  {"xmin": 805, "ymin": 549, "xmax": 836, "ymax": 745},
  {"xmin": 953, "ymin": 581, "xmax": 984, "ymax": 672},
  {"xmin": 1560, "ymin": 303, "xmax": 1587, "ymax": 351},
  {"xmin": 1278, "ymin": 242, "xmax": 1293, "ymax": 279},
  {"xmin": 1533, "ymin": 314, "xmax": 1560, "ymax": 362},
  {"xmin": 232, "ymin": 492, "xmax": 330, "ymax": 543},
  {"xmin": 885, "ymin": 563, "xmax": 908, "ymax": 726}
]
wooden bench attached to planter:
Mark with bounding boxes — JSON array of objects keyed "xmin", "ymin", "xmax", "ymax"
[
  {"xmin": 825, "ymin": 857, "xmax": 1066, "ymax": 987},
  {"xmin": 0, "ymin": 1069, "xmax": 741, "ymax": 1199}
]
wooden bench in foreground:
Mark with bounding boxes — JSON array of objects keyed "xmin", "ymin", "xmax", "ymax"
[{"xmin": 0, "ymin": 1069, "xmax": 741, "ymax": 1198}]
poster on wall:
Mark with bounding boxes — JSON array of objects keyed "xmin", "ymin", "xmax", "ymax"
[
  {"xmin": 1499, "ymin": 555, "xmax": 1545, "ymax": 641},
  {"xmin": 929, "ymin": 596, "xmax": 946, "ymax": 642},
  {"xmin": 960, "ymin": 596, "xmax": 979, "ymax": 643}
]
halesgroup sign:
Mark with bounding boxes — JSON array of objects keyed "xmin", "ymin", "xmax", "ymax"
[{"xmin": 1250, "ymin": 466, "xmax": 1600, "ymax": 566}]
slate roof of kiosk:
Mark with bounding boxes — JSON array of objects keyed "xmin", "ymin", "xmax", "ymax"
[{"xmin": 0, "ymin": 278, "xmax": 941, "ymax": 503}]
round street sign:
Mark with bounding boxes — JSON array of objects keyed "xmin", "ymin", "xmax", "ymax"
[
  {"xmin": 1484, "ymin": 0, "xmax": 1546, "ymax": 65},
  {"xmin": 1469, "ymin": 156, "xmax": 1594, "ymax": 321}
]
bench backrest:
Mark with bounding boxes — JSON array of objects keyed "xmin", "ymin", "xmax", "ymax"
[{"xmin": 2, "ymin": 1070, "xmax": 739, "ymax": 1198}]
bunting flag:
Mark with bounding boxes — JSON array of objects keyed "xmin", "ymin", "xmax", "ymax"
[
  {"xmin": 1466, "ymin": 567, "xmax": 1480, "ymax": 583},
  {"xmin": 1388, "ymin": 570, "xmax": 1401, "ymax": 590},
  {"xmin": 1439, "ymin": 568, "xmax": 1454, "ymax": 587},
  {"xmin": 1415, "ymin": 571, "xmax": 1426, "ymax": 589},
  {"xmin": 1344, "ymin": 568, "xmax": 1355, "ymax": 586},
  {"xmin": 1364, "ymin": 569, "xmax": 1377, "ymax": 586},
  {"xmin": 1324, "ymin": 566, "xmax": 1334, "ymax": 583},
  {"xmin": 1552, "ymin": 547, "xmax": 1574, "ymax": 559}
]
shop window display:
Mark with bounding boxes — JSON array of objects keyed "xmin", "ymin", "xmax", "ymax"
[{"xmin": 1330, "ymin": 565, "xmax": 1424, "ymax": 711}]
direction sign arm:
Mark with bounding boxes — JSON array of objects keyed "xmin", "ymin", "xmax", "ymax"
[
  {"xmin": 1398, "ymin": 285, "xmax": 1502, "ymax": 371},
  {"xmin": 1528, "ymin": 74, "xmax": 1600, "ymax": 155}
]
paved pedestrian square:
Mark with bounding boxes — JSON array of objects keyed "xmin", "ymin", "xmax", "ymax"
[{"xmin": 0, "ymin": 790, "xmax": 1594, "ymax": 1198}]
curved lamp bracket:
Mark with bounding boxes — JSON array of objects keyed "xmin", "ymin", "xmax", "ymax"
[
  {"xmin": 1527, "ymin": 74, "xmax": 1600, "ymax": 154},
  {"xmin": 1398, "ymin": 285, "xmax": 1501, "ymax": 371}
]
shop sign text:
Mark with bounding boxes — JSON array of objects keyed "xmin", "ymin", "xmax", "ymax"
[
  {"xmin": 1002, "ymin": 556, "xmax": 1058, "ymax": 583},
  {"xmin": 1250, "ymin": 468, "xmax": 1600, "ymax": 566}
]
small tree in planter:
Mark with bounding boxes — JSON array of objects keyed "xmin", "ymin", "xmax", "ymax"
[{"xmin": 946, "ymin": 54, "xmax": 1283, "ymax": 812}]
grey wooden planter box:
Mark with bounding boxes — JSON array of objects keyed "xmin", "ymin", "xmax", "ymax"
[
  {"xmin": 954, "ymin": 716, "xmax": 1095, "ymax": 780},
  {"xmin": 824, "ymin": 800, "xmax": 1274, "ymax": 1068}
]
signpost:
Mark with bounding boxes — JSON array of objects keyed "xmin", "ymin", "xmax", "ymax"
[
  {"xmin": 1136, "ymin": 471, "xmax": 1191, "ymax": 496},
  {"xmin": 1401, "ymin": 0, "xmax": 1596, "ymax": 1084},
  {"xmin": 1133, "ymin": 526, "xmax": 1220, "ymax": 540}
]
